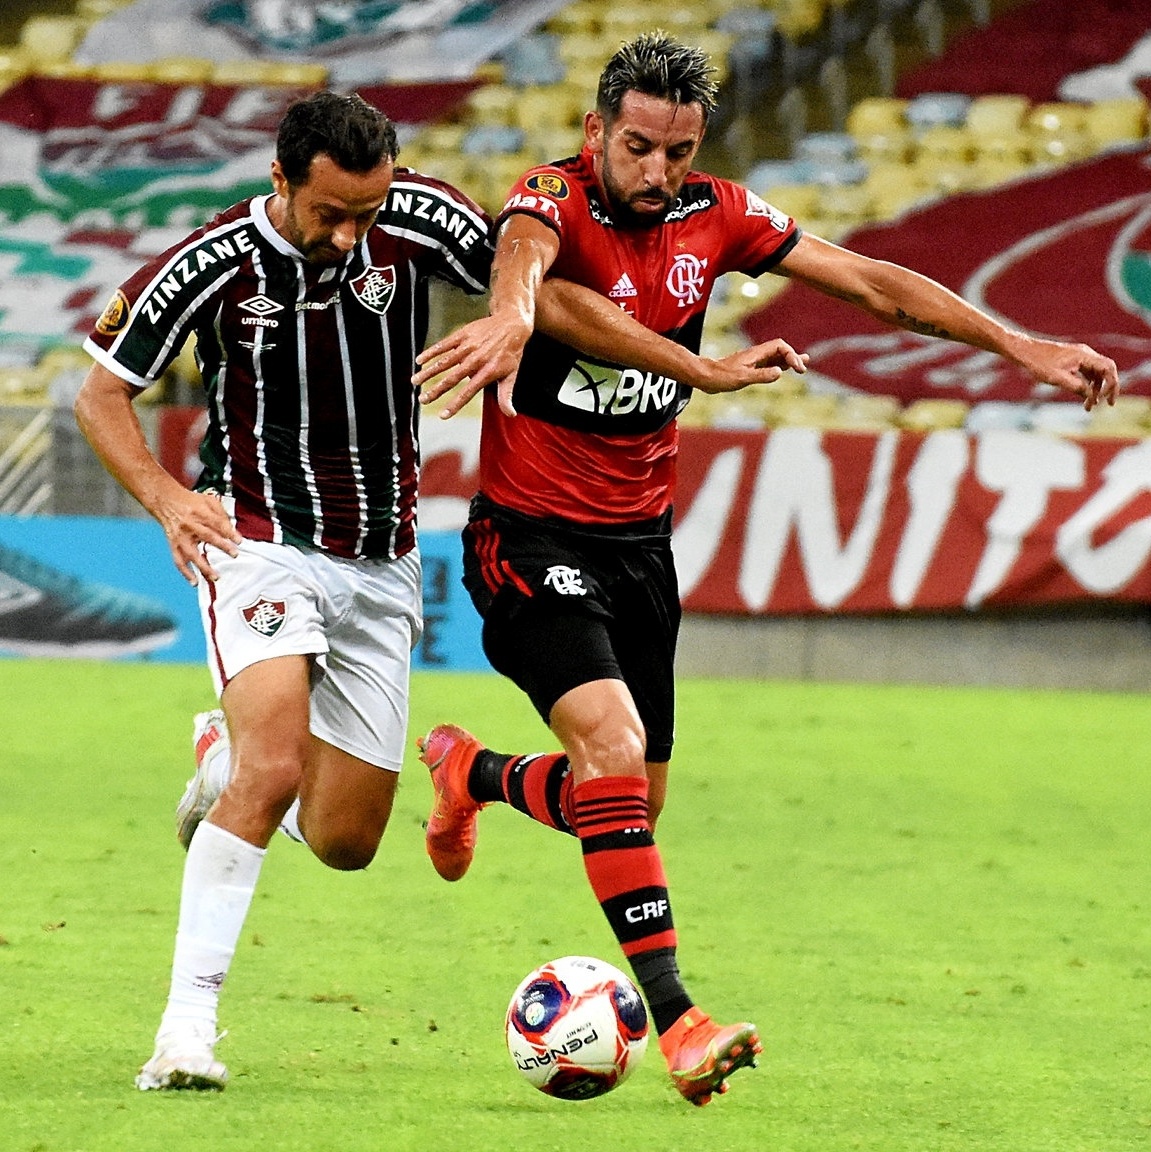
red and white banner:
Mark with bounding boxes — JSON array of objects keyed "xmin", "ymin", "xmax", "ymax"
[
  {"xmin": 405, "ymin": 417, "xmax": 1151, "ymax": 616},
  {"xmin": 745, "ymin": 145, "xmax": 1151, "ymax": 406}
]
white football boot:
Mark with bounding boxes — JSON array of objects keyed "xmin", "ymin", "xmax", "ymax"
[
  {"xmin": 136, "ymin": 1024, "xmax": 228, "ymax": 1091},
  {"xmin": 176, "ymin": 710, "xmax": 231, "ymax": 850}
]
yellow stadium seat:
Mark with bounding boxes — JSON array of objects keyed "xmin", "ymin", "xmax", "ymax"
[
  {"xmin": 0, "ymin": 48, "xmax": 32, "ymax": 88},
  {"xmin": 511, "ymin": 84, "xmax": 586, "ymax": 131},
  {"xmin": 466, "ymin": 83, "xmax": 520, "ymax": 126},
  {"xmin": 547, "ymin": 1, "xmax": 605, "ymax": 36},
  {"xmin": 76, "ymin": 0, "xmax": 134, "ymax": 16},
  {"xmin": 261, "ymin": 61, "xmax": 328, "ymax": 87},
  {"xmin": 838, "ymin": 392, "xmax": 903, "ymax": 423},
  {"xmin": 211, "ymin": 59, "xmax": 282, "ymax": 86},
  {"xmin": 909, "ymin": 155, "xmax": 978, "ymax": 195},
  {"xmin": 861, "ymin": 162, "xmax": 934, "ymax": 217},
  {"xmin": 968, "ymin": 154, "xmax": 1034, "ymax": 189},
  {"xmin": 1083, "ymin": 97, "xmax": 1148, "ymax": 147},
  {"xmin": 974, "ymin": 128, "xmax": 1034, "ymax": 163},
  {"xmin": 1026, "ymin": 101, "xmax": 1089, "ymax": 136},
  {"xmin": 817, "ymin": 183, "xmax": 874, "ymax": 221},
  {"xmin": 19, "ymin": 16, "xmax": 85, "ymax": 64},
  {"xmin": 915, "ymin": 124, "xmax": 976, "ymax": 162},
  {"xmin": 846, "ymin": 96, "xmax": 909, "ymax": 136},
  {"xmin": 90, "ymin": 60, "xmax": 159, "ymax": 82},
  {"xmin": 965, "ymin": 94, "xmax": 1030, "ymax": 138},
  {"xmin": 423, "ymin": 124, "xmax": 468, "ymax": 153},
  {"xmin": 898, "ymin": 398, "xmax": 969, "ymax": 431},
  {"xmin": 1087, "ymin": 394, "xmax": 1151, "ymax": 426},
  {"xmin": 1073, "ymin": 421, "xmax": 1147, "ymax": 440},
  {"xmin": 767, "ymin": 393, "xmax": 841, "ymax": 428},
  {"xmin": 557, "ymin": 32, "xmax": 607, "ymax": 66},
  {"xmin": 32, "ymin": 59, "xmax": 95, "ymax": 79},
  {"xmin": 762, "ymin": 183, "xmax": 822, "ymax": 224},
  {"xmin": 151, "ymin": 57, "xmax": 216, "ymax": 84}
]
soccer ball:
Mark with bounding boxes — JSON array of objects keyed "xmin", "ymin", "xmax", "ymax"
[{"xmin": 505, "ymin": 955, "xmax": 649, "ymax": 1100}]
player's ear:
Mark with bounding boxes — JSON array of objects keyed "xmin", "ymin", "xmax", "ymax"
[
  {"xmin": 270, "ymin": 159, "xmax": 289, "ymax": 198},
  {"xmin": 584, "ymin": 110, "xmax": 605, "ymax": 154}
]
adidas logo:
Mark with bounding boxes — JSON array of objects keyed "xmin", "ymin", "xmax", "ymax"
[{"xmin": 609, "ymin": 273, "xmax": 638, "ymax": 299}]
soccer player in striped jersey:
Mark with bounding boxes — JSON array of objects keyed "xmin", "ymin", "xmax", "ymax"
[
  {"xmin": 411, "ymin": 33, "xmax": 1120, "ymax": 1107},
  {"xmin": 74, "ymin": 90, "xmax": 803, "ymax": 1093}
]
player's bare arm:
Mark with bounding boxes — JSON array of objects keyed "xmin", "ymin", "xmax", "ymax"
[
  {"xmin": 777, "ymin": 232, "xmax": 1120, "ymax": 409},
  {"xmin": 416, "ymin": 213, "xmax": 561, "ymax": 418},
  {"xmin": 74, "ymin": 363, "xmax": 241, "ymax": 585},
  {"xmin": 534, "ymin": 278, "xmax": 808, "ymax": 392},
  {"xmin": 415, "ymin": 213, "xmax": 809, "ymax": 415}
]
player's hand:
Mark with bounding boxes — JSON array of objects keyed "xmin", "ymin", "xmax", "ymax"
[
  {"xmin": 414, "ymin": 312, "xmax": 533, "ymax": 419},
  {"xmin": 154, "ymin": 488, "xmax": 241, "ymax": 585},
  {"xmin": 1016, "ymin": 337, "xmax": 1120, "ymax": 411},
  {"xmin": 690, "ymin": 338, "xmax": 809, "ymax": 394}
]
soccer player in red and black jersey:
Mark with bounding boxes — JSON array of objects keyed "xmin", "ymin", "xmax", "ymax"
[
  {"xmin": 412, "ymin": 34, "xmax": 1121, "ymax": 1106},
  {"xmin": 74, "ymin": 90, "xmax": 805, "ymax": 1094}
]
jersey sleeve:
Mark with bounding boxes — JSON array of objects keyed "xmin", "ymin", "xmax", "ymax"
[
  {"xmin": 82, "ymin": 224, "xmax": 221, "ymax": 390},
  {"xmin": 384, "ymin": 170, "xmax": 494, "ymax": 294},
  {"xmin": 713, "ymin": 179, "xmax": 802, "ymax": 278},
  {"xmin": 494, "ymin": 164, "xmax": 579, "ymax": 240}
]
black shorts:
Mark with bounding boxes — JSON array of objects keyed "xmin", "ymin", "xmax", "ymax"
[{"xmin": 461, "ymin": 495, "xmax": 681, "ymax": 762}]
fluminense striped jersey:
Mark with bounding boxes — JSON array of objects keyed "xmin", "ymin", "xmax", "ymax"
[{"xmin": 84, "ymin": 170, "xmax": 492, "ymax": 560}]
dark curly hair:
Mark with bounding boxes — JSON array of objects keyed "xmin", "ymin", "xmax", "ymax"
[
  {"xmin": 276, "ymin": 91, "xmax": 398, "ymax": 185},
  {"xmin": 596, "ymin": 31, "xmax": 719, "ymax": 126}
]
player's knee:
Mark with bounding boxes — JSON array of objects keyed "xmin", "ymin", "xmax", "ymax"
[
  {"xmin": 578, "ymin": 719, "xmax": 647, "ymax": 778},
  {"xmin": 308, "ymin": 828, "xmax": 381, "ymax": 871},
  {"xmin": 221, "ymin": 756, "xmax": 301, "ymax": 824}
]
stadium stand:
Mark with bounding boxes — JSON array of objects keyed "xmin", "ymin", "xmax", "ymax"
[{"xmin": 0, "ymin": 0, "xmax": 1148, "ymax": 442}]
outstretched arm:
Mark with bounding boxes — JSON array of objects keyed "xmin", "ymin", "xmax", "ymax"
[
  {"xmin": 416, "ymin": 213, "xmax": 558, "ymax": 418},
  {"xmin": 74, "ymin": 362, "xmax": 240, "ymax": 584},
  {"xmin": 777, "ymin": 232, "xmax": 1120, "ymax": 409},
  {"xmin": 416, "ymin": 212, "xmax": 808, "ymax": 417}
]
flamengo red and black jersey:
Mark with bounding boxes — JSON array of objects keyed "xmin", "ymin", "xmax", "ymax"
[
  {"xmin": 484, "ymin": 145, "xmax": 800, "ymax": 526},
  {"xmin": 84, "ymin": 170, "xmax": 492, "ymax": 560}
]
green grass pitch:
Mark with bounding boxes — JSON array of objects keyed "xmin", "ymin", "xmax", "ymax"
[{"xmin": 2, "ymin": 659, "xmax": 1150, "ymax": 1151}]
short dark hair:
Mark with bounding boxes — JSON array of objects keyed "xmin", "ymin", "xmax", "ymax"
[
  {"xmin": 596, "ymin": 31, "xmax": 719, "ymax": 125},
  {"xmin": 276, "ymin": 91, "xmax": 398, "ymax": 185}
]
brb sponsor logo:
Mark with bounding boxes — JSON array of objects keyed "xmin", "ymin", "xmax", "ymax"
[
  {"xmin": 666, "ymin": 252, "xmax": 708, "ymax": 307},
  {"xmin": 625, "ymin": 898, "xmax": 669, "ymax": 924},
  {"xmin": 557, "ymin": 360, "xmax": 679, "ymax": 418}
]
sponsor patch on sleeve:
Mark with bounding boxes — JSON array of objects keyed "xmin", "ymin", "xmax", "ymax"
[
  {"xmin": 525, "ymin": 172, "xmax": 570, "ymax": 200},
  {"xmin": 745, "ymin": 190, "xmax": 791, "ymax": 231},
  {"xmin": 95, "ymin": 290, "xmax": 130, "ymax": 335}
]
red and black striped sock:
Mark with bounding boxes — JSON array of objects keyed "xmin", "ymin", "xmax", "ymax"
[
  {"xmin": 469, "ymin": 750, "xmax": 575, "ymax": 835},
  {"xmin": 573, "ymin": 774, "xmax": 694, "ymax": 1035}
]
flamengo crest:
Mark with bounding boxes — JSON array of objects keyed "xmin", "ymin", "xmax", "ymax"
[{"xmin": 349, "ymin": 264, "xmax": 397, "ymax": 315}]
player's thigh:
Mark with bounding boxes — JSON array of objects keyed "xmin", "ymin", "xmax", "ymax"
[
  {"xmin": 608, "ymin": 545, "xmax": 679, "ymax": 765},
  {"xmin": 215, "ymin": 653, "xmax": 314, "ymax": 835},
  {"xmin": 298, "ymin": 737, "xmax": 398, "ymax": 867},
  {"xmin": 308, "ymin": 548, "xmax": 421, "ymax": 773}
]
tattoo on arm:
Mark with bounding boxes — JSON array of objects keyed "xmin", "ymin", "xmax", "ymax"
[{"xmin": 896, "ymin": 308, "xmax": 952, "ymax": 340}]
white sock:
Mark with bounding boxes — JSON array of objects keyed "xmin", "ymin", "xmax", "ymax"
[
  {"xmin": 157, "ymin": 821, "xmax": 265, "ymax": 1040},
  {"xmin": 278, "ymin": 798, "xmax": 306, "ymax": 843}
]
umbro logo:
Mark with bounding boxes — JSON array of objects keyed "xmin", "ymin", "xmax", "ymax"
[
  {"xmin": 238, "ymin": 294, "xmax": 284, "ymax": 317},
  {"xmin": 609, "ymin": 273, "xmax": 638, "ymax": 299}
]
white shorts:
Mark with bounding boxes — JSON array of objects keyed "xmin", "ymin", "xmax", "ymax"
[{"xmin": 197, "ymin": 539, "xmax": 423, "ymax": 772}]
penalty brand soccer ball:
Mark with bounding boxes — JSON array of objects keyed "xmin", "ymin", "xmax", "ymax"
[{"xmin": 505, "ymin": 955, "xmax": 649, "ymax": 1100}]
